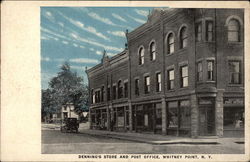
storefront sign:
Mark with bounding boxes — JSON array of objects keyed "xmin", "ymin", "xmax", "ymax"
[
  {"xmin": 224, "ymin": 98, "xmax": 244, "ymax": 105},
  {"xmin": 199, "ymin": 99, "xmax": 213, "ymax": 105}
]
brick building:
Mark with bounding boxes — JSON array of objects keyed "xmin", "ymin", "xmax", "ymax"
[{"xmin": 86, "ymin": 8, "xmax": 244, "ymax": 137}]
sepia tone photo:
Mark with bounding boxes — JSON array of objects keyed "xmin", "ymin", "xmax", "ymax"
[{"xmin": 41, "ymin": 7, "xmax": 245, "ymax": 155}]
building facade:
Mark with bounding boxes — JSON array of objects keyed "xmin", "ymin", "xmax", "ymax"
[{"xmin": 86, "ymin": 8, "xmax": 244, "ymax": 137}]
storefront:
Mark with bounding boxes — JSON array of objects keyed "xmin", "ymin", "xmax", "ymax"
[
  {"xmin": 167, "ymin": 100, "xmax": 191, "ymax": 136},
  {"xmin": 111, "ymin": 106, "xmax": 129, "ymax": 131},
  {"xmin": 223, "ymin": 97, "xmax": 244, "ymax": 137},
  {"xmin": 132, "ymin": 103, "xmax": 161, "ymax": 133}
]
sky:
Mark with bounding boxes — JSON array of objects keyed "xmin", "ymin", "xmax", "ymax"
[{"xmin": 41, "ymin": 7, "xmax": 156, "ymax": 90}]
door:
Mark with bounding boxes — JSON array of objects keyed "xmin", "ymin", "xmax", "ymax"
[{"xmin": 199, "ymin": 106, "xmax": 215, "ymax": 136}]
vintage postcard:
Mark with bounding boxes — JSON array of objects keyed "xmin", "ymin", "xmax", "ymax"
[{"xmin": 1, "ymin": 1, "xmax": 250, "ymax": 162}]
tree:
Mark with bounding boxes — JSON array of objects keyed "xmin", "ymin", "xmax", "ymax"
[{"xmin": 42, "ymin": 62, "xmax": 89, "ymax": 120}]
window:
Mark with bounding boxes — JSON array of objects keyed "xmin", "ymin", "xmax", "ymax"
[
  {"xmin": 168, "ymin": 101, "xmax": 178, "ymax": 128},
  {"xmin": 135, "ymin": 79, "xmax": 139, "ymax": 96},
  {"xmin": 91, "ymin": 89, "xmax": 95, "ymax": 104},
  {"xmin": 138, "ymin": 47, "xmax": 144, "ymax": 65},
  {"xmin": 107, "ymin": 86, "xmax": 110, "ymax": 101},
  {"xmin": 228, "ymin": 61, "xmax": 241, "ymax": 84},
  {"xmin": 197, "ymin": 62, "xmax": 203, "ymax": 81},
  {"xmin": 156, "ymin": 73, "xmax": 161, "ymax": 92},
  {"xmin": 180, "ymin": 26, "xmax": 188, "ymax": 49},
  {"xmin": 195, "ymin": 22, "xmax": 202, "ymax": 42},
  {"xmin": 155, "ymin": 103, "xmax": 162, "ymax": 125},
  {"xmin": 144, "ymin": 76, "xmax": 150, "ymax": 94},
  {"xmin": 118, "ymin": 80, "xmax": 123, "ymax": 99},
  {"xmin": 124, "ymin": 82, "xmax": 128, "ymax": 98},
  {"xmin": 207, "ymin": 61, "xmax": 214, "ymax": 81},
  {"xmin": 167, "ymin": 33, "xmax": 174, "ymax": 54},
  {"xmin": 112, "ymin": 85, "xmax": 116, "ymax": 99},
  {"xmin": 95, "ymin": 90, "xmax": 100, "ymax": 103},
  {"xmin": 167, "ymin": 69, "xmax": 174, "ymax": 90},
  {"xmin": 228, "ymin": 19, "xmax": 240, "ymax": 42},
  {"xmin": 180, "ymin": 65, "xmax": 188, "ymax": 88},
  {"xmin": 206, "ymin": 21, "xmax": 213, "ymax": 41},
  {"xmin": 150, "ymin": 42, "xmax": 156, "ymax": 61},
  {"xmin": 101, "ymin": 86, "xmax": 105, "ymax": 102},
  {"xmin": 179, "ymin": 100, "xmax": 191, "ymax": 129}
]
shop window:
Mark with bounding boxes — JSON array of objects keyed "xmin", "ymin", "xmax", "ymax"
[
  {"xmin": 150, "ymin": 41, "xmax": 156, "ymax": 61},
  {"xmin": 224, "ymin": 107, "xmax": 244, "ymax": 129},
  {"xmin": 135, "ymin": 79, "xmax": 139, "ymax": 96},
  {"xmin": 138, "ymin": 47, "xmax": 144, "ymax": 65},
  {"xmin": 167, "ymin": 33, "xmax": 175, "ymax": 54},
  {"xmin": 118, "ymin": 80, "xmax": 123, "ymax": 99},
  {"xmin": 168, "ymin": 101, "xmax": 178, "ymax": 128},
  {"xmin": 124, "ymin": 82, "xmax": 128, "ymax": 98},
  {"xmin": 207, "ymin": 60, "xmax": 214, "ymax": 81},
  {"xmin": 228, "ymin": 61, "xmax": 241, "ymax": 84},
  {"xmin": 180, "ymin": 26, "xmax": 188, "ymax": 49},
  {"xmin": 107, "ymin": 86, "xmax": 110, "ymax": 101},
  {"xmin": 197, "ymin": 62, "xmax": 203, "ymax": 81},
  {"xmin": 156, "ymin": 73, "xmax": 161, "ymax": 92},
  {"xmin": 91, "ymin": 114, "xmax": 96, "ymax": 123},
  {"xmin": 206, "ymin": 21, "xmax": 213, "ymax": 41},
  {"xmin": 112, "ymin": 85, "xmax": 116, "ymax": 100},
  {"xmin": 179, "ymin": 100, "xmax": 190, "ymax": 129},
  {"xmin": 228, "ymin": 19, "xmax": 240, "ymax": 42},
  {"xmin": 156, "ymin": 103, "xmax": 162, "ymax": 125},
  {"xmin": 195, "ymin": 22, "xmax": 202, "ymax": 42},
  {"xmin": 144, "ymin": 76, "xmax": 150, "ymax": 94},
  {"xmin": 180, "ymin": 65, "xmax": 188, "ymax": 88}
]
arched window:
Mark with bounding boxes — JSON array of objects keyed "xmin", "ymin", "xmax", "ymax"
[
  {"xmin": 138, "ymin": 47, "xmax": 144, "ymax": 65},
  {"xmin": 150, "ymin": 42, "xmax": 156, "ymax": 61},
  {"xmin": 180, "ymin": 27, "xmax": 188, "ymax": 49},
  {"xmin": 228, "ymin": 19, "xmax": 240, "ymax": 42},
  {"xmin": 167, "ymin": 33, "xmax": 174, "ymax": 54},
  {"xmin": 118, "ymin": 80, "xmax": 123, "ymax": 99}
]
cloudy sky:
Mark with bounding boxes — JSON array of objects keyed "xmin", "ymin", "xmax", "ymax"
[{"xmin": 41, "ymin": 7, "xmax": 156, "ymax": 89}]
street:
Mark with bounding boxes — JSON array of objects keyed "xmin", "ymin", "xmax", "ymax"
[{"xmin": 42, "ymin": 129, "xmax": 244, "ymax": 154}]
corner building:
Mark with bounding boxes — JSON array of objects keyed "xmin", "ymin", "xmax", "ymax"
[{"xmin": 86, "ymin": 8, "xmax": 244, "ymax": 138}]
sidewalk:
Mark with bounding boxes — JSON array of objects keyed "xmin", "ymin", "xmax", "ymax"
[{"xmin": 42, "ymin": 123, "xmax": 244, "ymax": 145}]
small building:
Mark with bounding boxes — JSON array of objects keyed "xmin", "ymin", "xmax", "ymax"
[{"xmin": 61, "ymin": 103, "xmax": 79, "ymax": 120}]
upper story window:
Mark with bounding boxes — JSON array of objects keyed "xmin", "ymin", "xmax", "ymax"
[
  {"xmin": 112, "ymin": 85, "xmax": 116, "ymax": 100},
  {"xmin": 138, "ymin": 47, "xmax": 144, "ymax": 65},
  {"xmin": 91, "ymin": 89, "xmax": 95, "ymax": 104},
  {"xmin": 107, "ymin": 86, "xmax": 110, "ymax": 101},
  {"xmin": 195, "ymin": 22, "xmax": 202, "ymax": 42},
  {"xmin": 180, "ymin": 65, "xmax": 188, "ymax": 88},
  {"xmin": 156, "ymin": 73, "xmax": 161, "ymax": 92},
  {"xmin": 197, "ymin": 62, "xmax": 203, "ymax": 81},
  {"xmin": 167, "ymin": 33, "xmax": 175, "ymax": 54},
  {"xmin": 124, "ymin": 82, "xmax": 128, "ymax": 98},
  {"xmin": 144, "ymin": 76, "xmax": 150, "ymax": 94},
  {"xmin": 228, "ymin": 19, "xmax": 240, "ymax": 42},
  {"xmin": 95, "ymin": 90, "xmax": 101, "ymax": 103},
  {"xmin": 135, "ymin": 79, "xmax": 140, "ymax": 96},
  {"xmin": 180, "ymin": 26, "xmax": 188, "ymax": 49},
  {"xmin": 150, "ymin": 42, "xmax": 156, "ymax": 61},
  {"xmin": 167, "ymin": 69, "xmax": 175, "ymax": 90},
  {"xmin": 118, "ymin": 80, "xmax": 123, "ymax": 99},
  {"xmin": 101, "ymin": 86, "xmax": 105, "ymax": 102},
  {"xmin": 207, "ymin": 60, "xmax": 214, "ymax": 81},
  {"xmin": 206, "ymin": 21, "xmax": 214, "ymax": 41},
  {"xmin": 228, "ymin": 61, "xmax": 241, "ymax": 84}
]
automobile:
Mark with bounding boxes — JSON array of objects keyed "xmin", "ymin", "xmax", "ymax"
[{"xmin": 60, "ymin": 118, "xmax": 79, "ymax": 133}]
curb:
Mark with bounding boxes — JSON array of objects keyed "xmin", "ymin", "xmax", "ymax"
[{"xmin": 79, "ymin": 131, "xmax": 220, "ymax": 145}]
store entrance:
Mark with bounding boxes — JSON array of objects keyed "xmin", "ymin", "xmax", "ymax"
[{"xmin": 199, "ymin": 105, "xmax": 215, "ymax": 136}]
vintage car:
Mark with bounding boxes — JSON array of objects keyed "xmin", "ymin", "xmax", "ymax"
[{"xmin": 60, "ymin": 118, "xmax": 79, "ymax": 133}]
